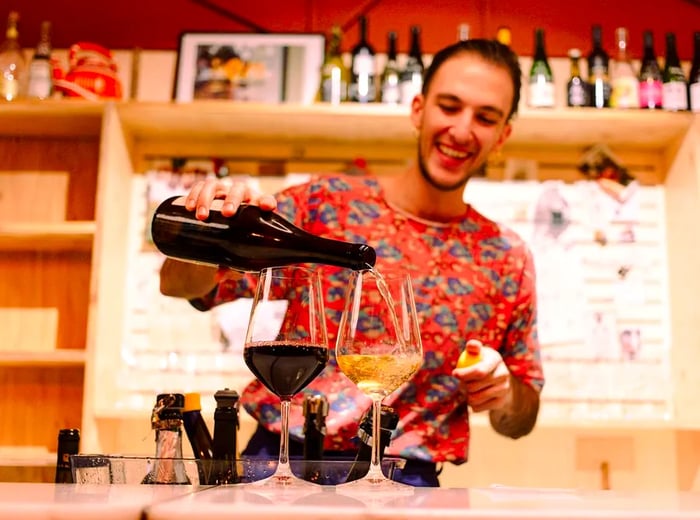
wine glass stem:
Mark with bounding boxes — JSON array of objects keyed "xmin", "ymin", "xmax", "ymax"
[
  {"xmin": 367, "ymin": 396, "xmax": 385, "ymax": 480},
  {"xmin": 277, "ymin": 398, "xmax": 293, "ymax": 476}
]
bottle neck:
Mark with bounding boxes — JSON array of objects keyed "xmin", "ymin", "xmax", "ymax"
[
  {"xmin": 533, "ymin": 30, "xmax": 548, "ymax": 61},
  {"xmin": 665, "ymin": 35, "xmax": 680, "ymax": 67},
  {"xmin": 386, "ymin": 33, "xmax": 397, "ymax": 61},
  {"xmin": 409, "ymin": 27, "xmax": 422, "ymax": 59}
]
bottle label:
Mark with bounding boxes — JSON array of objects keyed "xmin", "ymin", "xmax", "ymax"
[
  {"xmin": 27, "ymin": 60, "xmax": 53, "ymax": 99},
  {"xmin": 610, "ymin": 77, "xmax": 640, "ymax": 108},
  {"xmin": 399, "ymin": 73, "xmax": 422, "ymax": 105},
  {"xmin": 321, "ymin": 66, "xmax": 347, "ymax": 104},
  {"xmin": 568, "ymin": 83, "xmax": 587, "ymax": 107},
  {"xmin": 639, "ymin": 80, "xmax": 663, "ymax": 108},
  {"xmin": 691, "ymin": 83, "xmax": 700, "ymax": 113},
  {"xmin": 662, "ymin": 81, "xmax": 689, "ymax": 111},
  {"xmin": 381, "ymin": 81, "xmax": 400, "ymax": 104},
  {"xmin": 352, "ymin": 51, "xmax": 375, "ymax": 76},
  {"xmin": 529, "ymin": 80, "xmax": 555, "ymax": 108}
]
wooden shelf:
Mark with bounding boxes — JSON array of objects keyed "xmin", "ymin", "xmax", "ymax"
[
  {"xmin": 0, "ymin": 221, "xmax": 95, "ymax": 251},
  {"xmin": 0, "ymin": 99, "xmax": 104, "ymax": 138},
  {"xmin": 0, "ymin": 349, "xmax": 85, "ymax": 367},
  {"xmin": 117, "ymin": 101, "xmax": 695, "ymax": 151}
]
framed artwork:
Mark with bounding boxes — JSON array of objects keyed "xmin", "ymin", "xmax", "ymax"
[{"xmin": 173, "ymin": 32, "xmax": 325, "ymax": 104}]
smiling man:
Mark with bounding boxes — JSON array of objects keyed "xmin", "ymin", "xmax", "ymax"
[{"xmin": 160, "ymin": 39, "xmax": 544, "ymax": 488}]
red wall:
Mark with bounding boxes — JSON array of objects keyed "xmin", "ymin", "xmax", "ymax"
[{"xmin": 6, "ymin": 0, "xmax": 700, "ymax": 60}]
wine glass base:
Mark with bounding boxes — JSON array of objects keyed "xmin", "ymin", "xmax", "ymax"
[
  {"xmin": 335, "ymin": 475, "xmax": 414, "ymax": 506},
  {"xmin": 250, "ymin": 472, "xmax": 321, "ymax": 489}
]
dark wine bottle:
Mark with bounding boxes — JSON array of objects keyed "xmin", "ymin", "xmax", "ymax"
[
  {"xmin": 639, "ymin": 30, "xmax": 663, "ymax": 109},
  {"xmin": 587, "ymin": 24, "xmax": 611, "ymax": 108},
  {"xmin": 349, "ymin": 15, "xmax": 376, "ymax": 103},
  {"xmin": 528, "ymin": 28, "xmax": 555, "ymax": 108},
  {"xmin": 301, "ymin": 394, "xmax": 329, "ymax": 483},
  {"xmin": 661, "ymin": 32, "xmax": 688, "ymax": 112},
  {"xmin": 344, "ymin": 405, "xmax": 399, "ymax": 483},
  {"xmin": 690, "ymin": 31, "xmax": 700, "ymax": 113},
  {"xmin": 151, "ymin": 196, "xmax": 376, "ymax": 271},
  {"xmin": 182, "ymin": 392, "xmax": 213, "ymax": 484},
  {"xmin": 142, "ymin": 393, "xmax": 191, "ymax": 485},
  {"xmin": 55, "ymin": 428, "xmax": 80, "ymax": 483},
  {"xmin": 210, "ymin": 388, "xmax": 240, "ymax": 484},
  {"xmin": 380, "ymin": 31, "xmax": 400, "ymax": 105},
  {"xmin": 566, "ymin": 48, "xmax": 588, "ymax": 107},
  {"xmin": 399, "ymin": 25, "xmax": 424, "ymax": 106}
]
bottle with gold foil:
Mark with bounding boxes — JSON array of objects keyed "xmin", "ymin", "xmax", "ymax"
[
  {"xmin": 0, "ymin": 11, "xmax": 26, "ymax": 101},
  {"xmin": 496, "ymin": 26, "xmax": 512, "ymax": 47}
]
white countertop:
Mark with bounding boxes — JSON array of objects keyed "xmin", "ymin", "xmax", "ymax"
[{"xmin": 1, "ymin": 483, "xmax": 699, "ymax": 520}]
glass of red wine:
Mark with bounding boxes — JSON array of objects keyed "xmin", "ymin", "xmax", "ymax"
[{"xmin": 243, "ymin": 265, "xmax": 329, "ymax": 489}]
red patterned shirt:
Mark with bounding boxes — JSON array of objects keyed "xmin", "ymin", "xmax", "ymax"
[{"xmin": 209, "ymin": 174, "xmax": 544, "ymax": 464}]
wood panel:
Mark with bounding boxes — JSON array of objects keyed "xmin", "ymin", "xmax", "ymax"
[
  {"xmin": 0, "ymin": 251, "xmax": 92, "ymax": 350},
  {"xmin": 0, "ymin": 366, "xmax": 83, "ymax": 449},
  {"xmin": 0, "ymin": 137, "xmax": 100, "ymax": 221}
]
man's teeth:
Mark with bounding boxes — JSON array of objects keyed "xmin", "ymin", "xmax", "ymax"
[{"xmin": 438, "ymin": 145, "xmax": 468, "ymax": 159}]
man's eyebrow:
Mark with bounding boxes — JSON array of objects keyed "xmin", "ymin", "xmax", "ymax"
[{"xmin": 434, "ymin": 93, "xmax": 506, "ymax": 118}]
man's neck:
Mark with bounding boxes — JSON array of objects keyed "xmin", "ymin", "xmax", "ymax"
[{"xmin": 379, "ymin": 171, "xmax": 469, "ymax": 223}]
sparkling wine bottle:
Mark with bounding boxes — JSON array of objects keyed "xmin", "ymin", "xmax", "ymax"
[
  {"xmin": 151, "ymin": 195, "xmax": 376, "ymax": 271},
  {"xmin": 380, "ymin": 31, "xmax": 400, "ymax": 105},
  {"xmin": 566, "ymin": 48, "xmax": 588, "ymax": 107},
  {"xmin": 399, "ymin": 25, "xmax": 424, "ymax": 106},
  {"xmin": 182, "ymin": 392, "xmax": 213, "ymax": 483},
  {"xmin": 528, "ymin": 28, "xmax": 555, "ymax": 108},
  {"xmin": 587, "ymin": 24, "xmax": 611, "ymax": 108},
  {"xmin": 141, "ymin": 393, "xmax": 191, "ymax": 485}
]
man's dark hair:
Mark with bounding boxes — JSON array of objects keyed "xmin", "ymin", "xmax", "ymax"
[{"xmin": 421, "ymin": 39, "xmax": 522, "ymax": 121}]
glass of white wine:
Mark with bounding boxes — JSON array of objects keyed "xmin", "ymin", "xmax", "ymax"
[{"xmin": 335, "ymin": 268, "xmax": 423, "ymax": 491}]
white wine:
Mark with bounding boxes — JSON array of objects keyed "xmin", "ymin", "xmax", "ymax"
[{"xmin": 336, "ymin": 353, "xmax": 422, "ymax": 397}]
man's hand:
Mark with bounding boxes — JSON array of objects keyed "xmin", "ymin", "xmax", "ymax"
[
  {"xmin": 452, "ymin": 339, "xmax": 512, "ymax": 413},
  {"xmin": 185, "ymin": 178, "xmax": 277, "ymax": 220},
  {"xmin": 452, "ymin": 339, "xmax": 539, "ymax": 439}
]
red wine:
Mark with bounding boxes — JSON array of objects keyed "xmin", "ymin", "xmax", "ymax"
[
  {"xmin": 243, "ymin": 342, "xmax": 329, "ymax": 398},
  {"xmin": 151, "ymin": 196, "xmax": 376, "ymax": 271}
]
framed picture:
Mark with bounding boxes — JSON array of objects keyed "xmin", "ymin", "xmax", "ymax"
[{"xmin": 173, "ymin": 32, "xmax": 325, "ymax": 104}]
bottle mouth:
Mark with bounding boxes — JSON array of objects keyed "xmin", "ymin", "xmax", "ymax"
[{"xmin": 356, "ymin": 244, "xmax": 377, "ymax": 268}]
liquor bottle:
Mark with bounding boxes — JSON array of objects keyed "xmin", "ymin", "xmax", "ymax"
[
  {"xmin": 182, "ymin": 392, "xmax": 213, "ymax": 484},
  {"xmin": 349, "ymin": 15, "xmax": 376, "ymax": 103},
  {"xmin": 210, "ymin": 388, "xmax": 240, "ymax": 484},
  {"xmin": 301, "ymin": 394, "xmax": 328, "ymax": 483},
  {"xmin": 661, "ymin": 32, "xmax": 688, "ymax": 112},
  {"xmin": 587, "ymin": 25, "xmax": 611, "ymax": 108},
  {"xmin": 609, "ymin": 27, "xmax": 639, "ymax": 109},
  {"xmin": 457, "ymin": 23, "xmax": 470, "ymax": 42},
  {"xmin": 55, "ymin": 428, "xmax": 80, "ymax": 484},
  {"xmin": 566, "ymin": 48, "xmax": 588, "ymax": 107},
  {"xmin": 380, "ymin": 31, "xmax": 400, "ymax": 105},
  {"xmin": 399, "ymin": 25, "xmax": 424, "ymax": 106},
  {"xmin": 496, "ymin": 26, "xmax": 512, "ymax": 47},
  {"xmin": 319, "ymin": 25, "xmax": 348, "ymax": 104},
  {"xmin": 141, "ymin": 393, "xmax": 191, "ymax": 485},
  {"xmin": 345, "ymin": 405, "xmax": 399, "ymax": 483},
  {"xmin": 638, "ymin": 30, "xmax": 663, "ymax": 109},
  {"xmin": 528, "ymin": 28, "xmax": 555, "ymax": 108},
  {"xmin": 0, "ymin": 11, "xmax": 26, "ymax": 101},
  {"xmin": 690, "ymin": 31, "xmax": 700, "ymax": 113},
  {"xmin": 151, "ymin": 195, "xmax": 377, "ymax": 271},
  {"xmin": 26, "ymin": 20, "xmax": 52, "ymax": 100}
]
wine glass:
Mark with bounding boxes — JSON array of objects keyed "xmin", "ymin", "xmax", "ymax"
[
  {"xmin": 243, "ymin": 265, "xmax": 329, "ymax": 489},
  {"xmin": 335, "ymin": 269, "xmax": 423, "ymax": 491}
]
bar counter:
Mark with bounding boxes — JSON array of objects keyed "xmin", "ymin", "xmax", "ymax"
[{"xmin": 1, "ymin": 483, "xmax": 699, "ymax": 519}]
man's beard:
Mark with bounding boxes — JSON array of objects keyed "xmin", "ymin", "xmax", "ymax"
[{"xmin": 417, "ymin": 148, "xmax": 487, "ymax": 192}]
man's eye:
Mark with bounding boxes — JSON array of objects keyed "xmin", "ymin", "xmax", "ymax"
[{"xmin": 440, "ymin": 104, "xmax": 459, "ymax": 113}]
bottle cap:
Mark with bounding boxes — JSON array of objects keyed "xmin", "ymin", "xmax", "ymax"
[
  {"xmin": 183, "ymin": 392, "xmax": 202, "ymax": 412},
  {"xmin": 303, "ymin": 394, "xmax": 329, "ymax": 417},
  {"xmin": 214, "ymin": 388, "xmax": 239, "ymax": 408},
  {"xmin": 58, "ymin": 428, "xmax": 81, "ymax": 440}
]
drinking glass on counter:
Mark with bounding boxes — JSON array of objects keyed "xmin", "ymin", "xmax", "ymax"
[
  {"xmin": 335, "ymin": 269, "xmax": 423, "ymax": 491},
  {"xmin": 243, "ymin": 266, "xmax": 329, "ymax": 489}
]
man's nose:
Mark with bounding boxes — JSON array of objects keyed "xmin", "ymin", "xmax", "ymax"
[{"xmin": 449, "ymin": 112, "xmax": 475, "ymax": 142}]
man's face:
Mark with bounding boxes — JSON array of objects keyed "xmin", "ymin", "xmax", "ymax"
[{"xmin": 411, "ymin": 53, "xmax": 514, "ymax": 192}]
